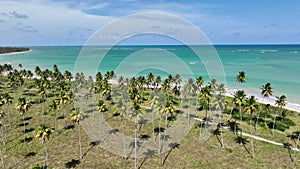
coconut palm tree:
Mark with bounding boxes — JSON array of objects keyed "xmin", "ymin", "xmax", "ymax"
[
  {"xmin": 97, "ymin": 99, "xmax": 107, "ymax": 140},
  {"xmin": 257, "ymin": 83, "xmax": 273, "ymax": 130},
  {"xmin": 154, "ymin": 76, "xmax": 162, "ymax": 89},
  {"xmin": 114, "ymin": 99, "xmax": 127, "ymax": 160},
  {"xmin": 272, "ymin": 95, "xmax": 286, "ymax": 134},
  {"xmin": 232, "ymin": 90, "xmax": 246, "ymax": 138},
  {"xmin": 161, "ymin": 99, "xmax": 176, "ymax": 165},
  {"xmin": 183, "ymin": 78, "xmax": 197, "ymax": 125},
  {"xmin": 49, "ymin": 99, "xmax": 59, "ymax": 131},
  {"xmin": 199, "ymin": 85, "xmax": 212, "ymax": 122},
  {"xmin": 15, "ymin": 97, "xmax": 31, "ymax": 142},
  {"xmin": 63, "ymin": 70, "xmax": 73, "ymax": 82},
  {"xmin": 196, "ymin": 76, "xmax": 204, "ymax": 89},
  {"xmin": 35, "ymin": 124, "xmax": 53, "ymax": 167},
  {"xmin": 244, "ymin": 96, "xmax": 259, "ymax": 158},
  {"xmin": 70, "ymin": 108, "xmax": 83, "ymax": 159},
  {"xmin": 236, "ymin": 71, "xmax": 247, "ymax": 84},
  {"xmin": 146, "ymin": 72, "xmax": 154, "ymax": 89},
  {"xmin": 130, "ymin": 101, "xmax": 142, "ymax": 169}
]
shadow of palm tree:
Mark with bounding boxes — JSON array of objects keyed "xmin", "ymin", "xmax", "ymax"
[
  {"xmin": 24, "ymin": 152, "xmax": 36, "ymax": 158},
  {"xmin": 19, "ymin": 136, "xmax": 33, "ymax": 143},
  {"xmin": 162, "ymin": 142, "xmax": 180, "ymax": 165},
  {"xmin": 234, "ymin": 136, "xmax": 251, "ymax": 156},
  {"xmin": 283, "ymin": 142, "xmax": 296, "ymax": 162},
  {"xmin": 287, "ymin": 131, "xmax": 300, "ymax": 149},
  {"xmin": 211, "ymin": 127, "xmax": 223, "ymax": 147},
  {"xmin": 127, "ymin": 140, "xmax": 142, "ymax": 160},
  {"xmin": 82, "ymin": 141, "xmax": 100, "ymax": 159},
  {"xmin": 227, "ymin": 121, "xmax": 240, "ymax": 133},
  {"xmin": 138, "ymin": 118, "xmax": 148, "ymax": 131},
  {"xmin": 65, "ymin": 159, "xmax": 80, "ymax": 168},
  {"xmin": 138, "ymin": 149, "xmax": 157, "ymax": 169},
  {"xmin": 101, "ymin": 129, "xmax": 118, "ymax": 143},
  {"xmin": 154, "ymin": 127, "xmax": 165, "ymax": 141}
]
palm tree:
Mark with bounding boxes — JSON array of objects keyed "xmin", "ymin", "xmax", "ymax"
[
  {"xmin": 195, "ymin": 75, "xmax": 203, "ymax": 88},
  {"xmin": 236, "ymin": 71, "xmax": 247, "ymax": 84},
  {"xmin": 146, "ymin": 72, "xmax": 154, "ymax": 89},
  {"xmin": 35, "ymin": 124, "xmax": 53, "ymax": 167},
  {"xmin": 70, "ymin": 108, "xmax": 83, "ymax": 159},
  {"xmin": 49, "ymin": 100, "xmax": 59, "ymax": 131},
  {"xmin": 161, "ymin": 99, "xmax": 176, "ymax": 165},
  {"xmin": 63, "ymin": 70, "xmax": 73, "ymax": 82},
  {"xmin": 114, "ymin": 99, "xmax": 127, "ymax": 160},
  {"xmin": 272, "ymin": 95, "xmax": 286, "ymax": 134},
  {"xmin": 244, "ymin": 96, "xmax": 259, "ymax": 158},
  {"xmin": 232, "ymin": 90, "xmax": 246, "ymax": 138},
  {"xmin": 257, "ymin": 83, "xmax": 273, "ymax": 130},
  {"xmin": 130, "ymin": 101, "xmax": 142, "ymax": 169},
  {"xmin": 97, "ymin": 99, "xmax": 107, "ymax": 142},
  {"xmin": 183, "ymin": 78, "xmax": 196, "ymax": 125},
  {"xmin": 15, "ymin": 97, "xmax": 31, "ymax": 142},
  {"xmin": 154, "ymin": 76, "xmax": 162, "ymax": 89},
  {"xmin": 199, "ymin": 85, "xmax": 212, "ymax": 121}
]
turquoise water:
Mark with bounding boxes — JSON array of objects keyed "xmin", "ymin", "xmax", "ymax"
[{"xmin": 0, "ymin": 45, "xmax": 299, "ymax": 104}]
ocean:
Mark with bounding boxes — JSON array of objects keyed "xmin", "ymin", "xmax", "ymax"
[{"xmin": 0, "ymin": 45, "xmax": 299, "ymax": 109}]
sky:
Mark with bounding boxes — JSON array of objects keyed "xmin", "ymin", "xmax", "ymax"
[{"xmin": 0, "ymin": 0, "xmax": 300, "ymax": 46}]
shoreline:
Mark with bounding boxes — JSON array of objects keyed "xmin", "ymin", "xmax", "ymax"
[
  {"xmin": 0, "ymin": 49, "xmax": 31, "ymax": 56},
  {"xmin": 226, "ymin": 88, "xmax": 300, "ymax": 113}
]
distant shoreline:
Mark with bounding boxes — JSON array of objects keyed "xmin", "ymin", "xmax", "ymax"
[
  {"xmin": 0, "ymin": 49, "xmax": 31, "ymax": 56},
  {"xmin": 0, "ymin": 47, "xmax": 30, "ymax": 55}
]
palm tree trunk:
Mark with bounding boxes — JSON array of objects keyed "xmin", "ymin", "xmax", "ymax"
[
  {"xmin": 23, "ymin": 114, "xmax": 26, "ymax": 142},
  {"xmin": 0, "ymin": 126, "xmax": 5, "ymax": 146},
  {"xmin": 152, "ymin": 108, "xmax": 155, "ymax": 139},
  {"xmin": 7, "ymin": 106, "xmax": 11, "ymax": 127},
  {"xmin": 158, "ymin": 115, "xmax": 161, "ymax": 154},
  {"xmin": 134, "ymin": 122, "xmax": 137, "ymax": 169},
  {"xmin": 188, "ymin": 97, "xmax": 190, "ymax": 126},
  {"xmin": 272, "ymin": 107, "xmax": 279, "ymax": 134},
  {"xmin": 121, "ymin": 117, "xmax": 127, "ymax": 161},
  {"xmin": 42, "ymin": 98, "xmax": 45, "ymax": 124},
  {"xmin": 256, "ymin": 98, "xmax": 264, "ymax": 130},
  {"xmin": 162, "ymin": 115, "xmax": 168, "ymax": 165},
  {"xmin": 19, "ymin": 80, "xmax": 22, "ymax": 97},
  {"xmin": 44, "ymin": 142, "xmax": 48, "ymax": 167},
  {"xmin": 250, "ymin": 113, "xmax": 254, "ymax": 158},
  {"xmin": 0, "ymin": 150, "xmax": 5, "ymax": 169},
  {"xmin": 54, "ymin": 111, "xmax": 57, "ymax": 132},
  {"xmin": 239, "ymin": 106, "xmax": 243, "ymax": 143},
  {"xmin": 78, "ymin": 122, "xmax": 82, "ymax": 159},
  {"xmin": 199, "ymin": 121, "xmax": 203, "ymax": 142}
]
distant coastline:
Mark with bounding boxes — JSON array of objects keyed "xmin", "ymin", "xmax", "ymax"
[{"xmin": 0, "ymin": 47, "xmax": 30, "ymax": 55}]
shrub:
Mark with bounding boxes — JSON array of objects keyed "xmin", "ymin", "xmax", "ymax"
[{"xmin": 282, "ymin": 118, "xmax": 296, "ymax": 127}]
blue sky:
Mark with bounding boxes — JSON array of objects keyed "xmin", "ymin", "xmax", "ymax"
[{"xmin": 0, "ymin": 0, "xmax": 300, "ymax": 46}]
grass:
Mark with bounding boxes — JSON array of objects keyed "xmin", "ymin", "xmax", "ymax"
[{"xmin": 0, "ymin": 78, "xmax": 299, "ymax": 168}]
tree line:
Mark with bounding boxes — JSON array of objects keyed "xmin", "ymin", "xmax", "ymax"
[{"xmin": 0, "ymin": 47, "xmax": 30, "ymax": 54}]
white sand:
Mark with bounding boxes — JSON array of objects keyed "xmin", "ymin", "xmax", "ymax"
[{"xmin": 226, "ymin": 88, "xmax": 300, "ymax": 113}]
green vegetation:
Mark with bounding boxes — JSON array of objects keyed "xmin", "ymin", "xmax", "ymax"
[
  {"xmin": 0, "ymin": 47, "xmax": 30, "ymax": 54},
  {"xmin": 0, "ymin": 64, "xmax": 299, "ymax": 168}
]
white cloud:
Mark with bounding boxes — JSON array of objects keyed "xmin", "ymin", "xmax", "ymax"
[{"xmin": 0, "ymin": 0, "xmax": 114, "ymax": 45}]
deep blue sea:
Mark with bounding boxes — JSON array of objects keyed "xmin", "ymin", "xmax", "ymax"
[{"xmin": 0, "ymin": 45, "xmax": 299, "ymax": 107}]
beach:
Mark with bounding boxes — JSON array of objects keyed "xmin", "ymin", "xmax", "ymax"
[{"xmin": 0, "ymin": 49, "xmax": 31, "ymax": 56}]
